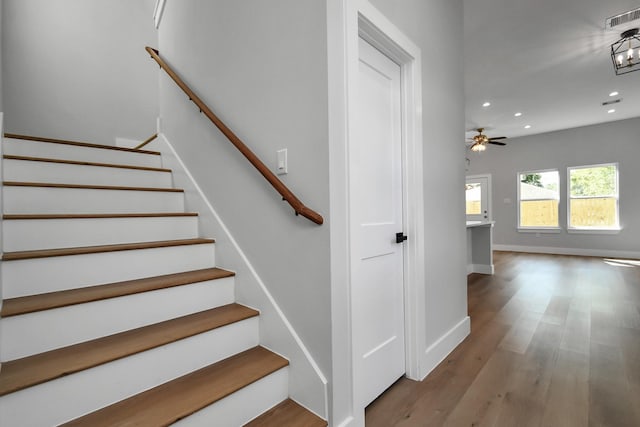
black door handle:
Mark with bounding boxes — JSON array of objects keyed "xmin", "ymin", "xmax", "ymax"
[{"xmin": 396, "ymin": 232, "xmax": 407, "ymax": 244}]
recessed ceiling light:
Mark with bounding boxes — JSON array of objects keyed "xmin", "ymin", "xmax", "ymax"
[
  {"xmin": 609, "ymin": 91, "xmax": 619, "ymax": 97},
  {"xmin": 608, "ymin": 109, "xmax": 616, "ymax": 113},
  {"xmin": 524, "ymin": 125, "xmax": 531, "ymax": 129},
  {"xmin": 482, "ymin": 102, "xmax": 491, "ymax": 107},
  {"xmin": 514, "ymin": 112, "xmax": 522, "ymax": 117}
]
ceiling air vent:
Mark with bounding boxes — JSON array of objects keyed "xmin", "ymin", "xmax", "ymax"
[
  {"xmin": 602, "ymin": 99, "xmax": 622, "ymax": 106},
  {"xmin": 606, "ymin": 7, "xmax": 640, "ymax": 31}
]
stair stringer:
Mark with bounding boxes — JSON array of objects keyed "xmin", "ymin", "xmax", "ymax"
[
  {"xmin": 0, "ymin": 114, "xmax": 5, "ymax": 339},
  {"xmin": 151, "ymin": 133, "xmax": 328, "ymax": 420},
  {"xmin": 0, "ymin": 115, "xmax": 5, "ymax": 377}
]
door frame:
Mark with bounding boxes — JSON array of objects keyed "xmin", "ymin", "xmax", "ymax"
[{"xmin": 328, "ymin": 1, "xmax": 425, "ymax": 425}]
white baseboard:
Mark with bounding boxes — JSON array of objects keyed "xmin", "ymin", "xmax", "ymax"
[
  {"xmin": 420, "ymin": 316, "xmax": 470, "ymax": 380},
  {"xmin": 493, "ymin": 244, "xmax": 640, "ymax": 260},
  {"xmin": 466, "ymin": 263, "xmax": 494, "ymax": 275},
  {"xmin": 334, "ymin": 415, "xmax": 360, "ymax": 427}
]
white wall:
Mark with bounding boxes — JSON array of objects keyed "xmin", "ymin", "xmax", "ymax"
[
  {"xmin": 368, "ymin": 0, "xmax": 468, "ymax": 362},
  {"xmin": 157, "ymin": 0, "xmax": 332, "ymax": 394},
  {"xmin": 467, "ymin": 117, "xmax": 640, "ymax": 258},
  {"xmin": 2, "ymin": 0, "xmax": 158, "ymax": 145}
]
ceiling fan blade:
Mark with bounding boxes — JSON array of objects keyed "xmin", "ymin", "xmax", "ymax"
[
  {"xmin": 489, "ymin": 136, "xmax": 506, "ymax": 140},
  {"xmin": 488, "ymin": 141, "xmax": 506, "ymax": 146}
]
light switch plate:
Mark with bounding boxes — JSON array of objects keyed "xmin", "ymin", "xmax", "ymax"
[{"xmin": 276, "ymin": 149, "xmax": 288, "ymax": 175}]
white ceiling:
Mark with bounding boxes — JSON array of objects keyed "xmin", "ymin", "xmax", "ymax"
[{"xmin": 464, "ymin": 0, "xmax": 640, "ymax": 142}]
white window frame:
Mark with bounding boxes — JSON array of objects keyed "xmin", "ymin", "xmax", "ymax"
[
  {"xmin": 517, "ymin": 168, "xmax": 561, "ymax": 233},
  {"xmin": 567, "ymin": 162, "xmax": 620, "ymax": 234}
]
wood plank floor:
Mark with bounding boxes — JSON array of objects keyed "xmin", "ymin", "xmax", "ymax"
[{"xmin": 366, "ymin": 251, "xmax": 640, "ymax": 426}]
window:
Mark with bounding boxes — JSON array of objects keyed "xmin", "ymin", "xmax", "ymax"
[
  {"xmin": 466, "ymin": 183, "xmax": 481, "ymax": 215},
  {"xmin": 568, "ymin": 163, "xmax": 619, "ymax": 231},
  {"xmin": 466, "ymin": 175, "xmax": 490, "ymax": 221},
  {"xmin": 518, "ymin": 170, "xmax": 560, "ymax": 230}
]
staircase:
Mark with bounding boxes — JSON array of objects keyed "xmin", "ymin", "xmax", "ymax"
[{"xmin": 0, "ymin": 135, "xmax": 326, "ymax": 426}]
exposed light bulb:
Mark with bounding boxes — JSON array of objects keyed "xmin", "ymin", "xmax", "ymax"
[
  {"xmin": 608, "ymin": 109, "xmax": 616, "ymax": 113},
  {"xmin": 470, "ymin": 143, "xmax": 486, "ymax": 152},
  {"xmin": 514, "ymin": 112, "xmax": 522, "ymax": 117},
  {"xmin": 482, "ymin": 102, "xmax": 491, "ymax": 107},
  {"xmin": 612, "ymin": 28, "xmax": 640, "ymax": 74},
  {"xmin": 609, "ymin": 91, "xmax": 619, "ymax": 97}
]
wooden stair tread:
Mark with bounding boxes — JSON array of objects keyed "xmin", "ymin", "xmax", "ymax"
[
  {"xmin": 245, "ymin": 399, "xmax": 327, "ymax": 427},
  {"xmin": 0, "ymin": 304, "xmax": 259, "ymax": 396},
  {"xmin": 3, "ymin": 154, "xmax": 171, "ymax": 172},
  {"xmin": 61, "ymin": 346, "xmax": 288, "ymax": 427},
  {"xmin": 3, "ymin": 133, "xmax": 161, "ymax": 155},
  {"xmin": 2, "ymin": 238, "xmax": 215, "ymax": 261},
  {"xmin": 3, "ymin": 212, "xmax": 198, "ymax": 220},
  {"xmin": 3, "ymin": 181, "xmax": 184, "ymax": 193},
  {"xmin": 1, "ymin": 267, "xmax": 234, "ymax": 317}
]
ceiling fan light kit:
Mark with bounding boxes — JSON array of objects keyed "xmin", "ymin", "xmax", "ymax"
[
  {"xmin": 470, "ymin": 142, "xmax": 487, "ymax": 152},
  {"xmin": 611, "ymin": 27, "xmax": 640, "ymax": 75},
  {"xmin": 468, "ymin": 128, "xmax": 507, "ymax": 152}
]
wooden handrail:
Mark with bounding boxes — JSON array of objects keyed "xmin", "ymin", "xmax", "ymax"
[{"xmin": 145, "ymin": 47, "xmax": 323, "ymax": 225}]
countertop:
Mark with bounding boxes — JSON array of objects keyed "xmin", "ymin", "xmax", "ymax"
[{"xmin": 466, "ymin": 220, "xmax": 495, "ymax": 228}]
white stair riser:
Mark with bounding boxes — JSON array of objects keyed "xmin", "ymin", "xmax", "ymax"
[
  {"xmin": 3, "ymin": 216, "xmax": 199, "ymax": 252},
  {"xmin": 3, "ymin": 138, "xmax": 162, "ymax": 168},
  {"xmin": 1, "ymin": 277, "xmax": 235, "ymax": 360},
  {"xmin": 3, "ymin": 158, "xmax": 172, "ymax": 188},
  {"xmin": 3, "ymin": 243, "xmax": 216, "ymax": 298},
  {"xmin": 174, "ymin": 368, "xmax": 289, "ymax": 427},
  {"xmin": 3, "ymin": 186, "xmax": 184, "ymax": 214},
  {"xmin": 0, "ymin": 319, "xmax": 259, "ymax": 427}
]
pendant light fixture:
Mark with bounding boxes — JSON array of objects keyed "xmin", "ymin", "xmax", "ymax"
[{"xmin": 611, "ymin": 28, "xmax": 640, "ymax": 75}]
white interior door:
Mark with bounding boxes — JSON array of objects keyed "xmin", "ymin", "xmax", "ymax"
[{"xmin": 350, "ymin": 37, "xmax": 405, "ymax": 408}]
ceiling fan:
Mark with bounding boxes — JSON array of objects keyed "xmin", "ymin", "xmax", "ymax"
[{"xmin": 467, "ymin": 128, "xmax": 507, "ymax": 152}]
